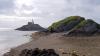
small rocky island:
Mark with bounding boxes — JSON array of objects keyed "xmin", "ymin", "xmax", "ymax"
[{"xmin": 16, "ymin": 19, "xmax": 46, "ymax": 31}]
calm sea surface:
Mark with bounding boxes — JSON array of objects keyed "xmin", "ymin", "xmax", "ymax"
[{"xmin": 0, "ymin": 29, "xmax": 34, "ymax": 56}]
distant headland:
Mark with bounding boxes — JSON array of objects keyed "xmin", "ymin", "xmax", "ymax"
[{"xmin": 16, "ymin": 19, "xmax": 46, "ymax": 31}]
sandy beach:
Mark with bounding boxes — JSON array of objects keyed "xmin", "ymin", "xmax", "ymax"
[{"xmin": 4, "ymin": 32, "xmax": 100, "ymax": 56}]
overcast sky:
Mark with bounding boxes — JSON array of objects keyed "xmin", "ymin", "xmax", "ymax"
[{"xmin": 0, "ymin": 0, "xmax": 100, "ymax": 28}]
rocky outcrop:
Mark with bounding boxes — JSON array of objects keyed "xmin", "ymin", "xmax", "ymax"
[
  {"xmin": 48, "ymin": 16, "xmax": 85, "ymax": 32},
  {"xmin": 48, "ymin": 16, "xmax": 100, "ymax": 36},
  {"xmin": 3, "ymin": 48, "xmax": 59, "ymax": 56},
  {"xmin": 16, "ymin": 21, "xmax": 46, "ymax": 31},
  {"xmin": 19, "ymin": 48, "xmax": 59, "ymax": 56}
]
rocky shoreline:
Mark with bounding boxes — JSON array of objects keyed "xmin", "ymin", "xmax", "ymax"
[
  {"xmin": 3, "ymin": 32, "xmax": 100, "ymax": 56},
  {"xmin": 3, "ymin": 16, "xmax": 100, "ymax": 56}
]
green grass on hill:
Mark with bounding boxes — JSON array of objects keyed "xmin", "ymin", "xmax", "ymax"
[
  {"xmin": 71, "ymin": 19, "xmax": 100, "ymax": 31},
  {"xmin": 48, "ymin": 16, "xmax": 85, "ymax": 30}
]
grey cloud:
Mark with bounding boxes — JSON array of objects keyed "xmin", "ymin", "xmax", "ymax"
[
  {"xmin": 87, "ymin": 0, "xmax": 100, "ymax": 5},
  {"xmin": 0, "ymin": 0, "xmax": 99, "ymax": 18},
  {"xmin": 0, "ymin": 0, "xmax": 100, "ymax": 28},
  {"xmin": 25, "ymin": 0, "xmax": 100, "ymax": 25},
  {"xmin": 0, "ymin": 0, "xmax": 15, "ymax": 15},
  {"xmin": 0, "ymin": 0, "xmax": 14, "ymax": 9},
  {"xmin": 22, "ymin": 5, "xmax": 34, "ymax": 10},
  {"xmin": 59, "ymin": 0, "xmax": 99, "ymax": 17}
]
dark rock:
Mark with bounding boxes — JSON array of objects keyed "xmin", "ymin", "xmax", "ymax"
[
  {"xmin": 54, "ymin": 19, "xmax": 83, "ymax": 32},
  {"xmin": 3, "ymin": 52, "xmax": 10, "ymax": 56},
  {"xmin": 19, "ymin": 48, "xmax": 59, "ymax": 56},
  {"xmin": 67, "ymin": 19, "xmax": 99, "ymax": 36},
  {"xmin": 97, "ymin": 29, "xmax": 100, "ymax": 33},
  {"xmin": 81, "ymin": 19, "xmax": 98, "ymax": 33},
  {"xmin": 46, "ymin": 49, "xmax": 59, "ymax": 56},
  {"xmin": 31, "ymin": 48, "xmax": 41, "ymax": 56}
]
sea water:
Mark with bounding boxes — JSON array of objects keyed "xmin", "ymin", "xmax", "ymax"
[{"xmin": 0, "ymin": 28, "xmax": 34, "ymax": 56}]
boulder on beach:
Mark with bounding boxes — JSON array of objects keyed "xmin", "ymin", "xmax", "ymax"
[{"xmin": 19, "ymin": 48, "xmax": 59, "ymax": 56}]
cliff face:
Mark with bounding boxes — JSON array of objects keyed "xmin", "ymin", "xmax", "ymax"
[
  {"xmin": 16, "ymin": 22, "xmax": 46, "ymax": 31},
  {"xmin": 48, "ymin": 16, "xmax": 100, "ymax": 36}
]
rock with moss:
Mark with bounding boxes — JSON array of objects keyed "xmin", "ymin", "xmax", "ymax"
[
  {"xmin": 68, "ymin": 19, "xmax": 99, "ymax": 36},
  {"xmin": 48, "ymin": 16, "xmax": 100, "ymax": 36},
  {"xmin": 48, "ymin": 16, "xmax": 85, "ymax": 32}
]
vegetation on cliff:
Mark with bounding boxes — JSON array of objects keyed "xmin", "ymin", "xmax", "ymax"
[
  {"xmin": 48, "ymin": 16, "xmax": 85, "ymax": 30},
  {"xmin": 48, "ymin": 16, "xmax": 100, "ymax": 35}
]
